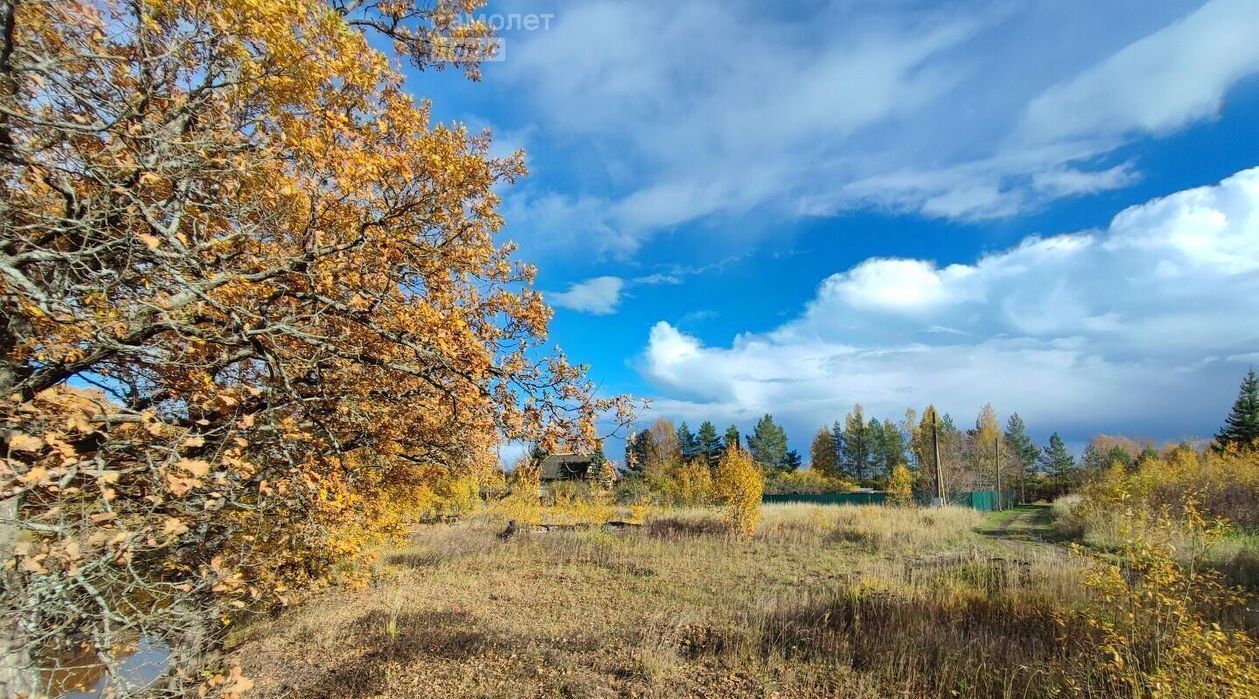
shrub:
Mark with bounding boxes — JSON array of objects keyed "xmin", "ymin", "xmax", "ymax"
[
  {"xmin": 1082, "ymin": 446, "xmax": 1259, "ymax": 529},
  {"xmin": 1066, "ymin": 503, "xmax": 1259, "ymax": 696},
  {"xmin": 763, "ymin": 468, "xmax": 856, "ymax": 495},
  {"xmin": 886, "ymin": 464, "xmax": 915, "ymax": 506},
  {"xmin": 715, "ymin": 447, "xmax": 764, "ymax": 537}
]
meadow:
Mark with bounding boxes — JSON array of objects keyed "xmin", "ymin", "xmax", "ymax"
[{"xmin": 227, "ymin": 502, "xmax": 1245, "ymax": 699}]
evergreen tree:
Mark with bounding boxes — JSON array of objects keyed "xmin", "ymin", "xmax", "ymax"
[
  {"xmin": 810, "ymin": 427, "xmax": 840, "ymax": 478},
  {"xmin": 676, "ymin": 421, "xmax": 699, "ymax": 462},
  {"xmin": 867, "ymin": 418, "xmax": 885, "ymax": 478},
  {"xmin": 724, "ymin": 424, "xmax": 742, "ymax": 453},
  {"xmin": 783, "ymin": 449, "xmax": 802, "ymax": 472},
  {"xmin": 1216, "ymin": 369, "xmax": 1259, "ymax": 451},
  {"xmin": 876, "ymin": 418, "xmax": 906, "ymax": 476},
  {"xmin": 1004, "ymin": 413, "xmax": 1038, "ymax": 474},
  {"xmin": 590, "ymin": 440, "xmax": 607, "ymax": 470},
  {"xmin": 623, "ymin": 430, "xmax": 654, "ymax": 477},
  {"xmin": 1039, "ymin": 432, "xmax": 1076, "ymax": 490},
  {"xmin": 840, "ymin": 404, "xmax": 873, "ymax": 482},
  {"xmin": 590, "ymin": 441, "xmax": 612, "ymax": 486},
  {"xmin": 696, "ymin": 421, "xmax": 723, "ymax": 466},
  {"xmin": 748, "ymin": 414, "xmax": 789, "ymax": 471},
  {"xmin": 831, "ymin": 419, "xmax": 845, "ymax": 466}
]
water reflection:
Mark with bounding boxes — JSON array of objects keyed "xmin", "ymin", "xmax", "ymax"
[{"xmin": 45, "ymin": 637, "xmax": 169, "ymax": 698}]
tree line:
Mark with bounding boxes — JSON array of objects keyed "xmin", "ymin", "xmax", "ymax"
[{"xmin": 618, "ymin": 368, "xmax": 1259, "ymax": 500}]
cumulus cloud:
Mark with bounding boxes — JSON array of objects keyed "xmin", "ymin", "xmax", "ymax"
[
  {"xmin": 490, "ymin": 0, "xmax": 1259, "ymax": 251},
  {"xmin": 638, "ymin": 167, "xmax": 1259, "ymax": 444},
  {"xmin": 547, "ymin": 276, "xmax": 624, "ymax": 315}
]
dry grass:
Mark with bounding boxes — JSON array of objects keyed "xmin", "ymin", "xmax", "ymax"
[{"xmin": 228, "ymin": 505, "xmax": 1127, "ymax": 698}]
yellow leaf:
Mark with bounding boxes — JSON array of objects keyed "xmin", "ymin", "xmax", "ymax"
[{"xmin": 8, "ymin": 433, "xmax": 44, "ymax": 452}]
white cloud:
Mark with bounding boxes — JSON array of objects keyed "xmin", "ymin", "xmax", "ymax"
[
  {"xmin": 547, "ymin": 276, "xmax": 625, "ymax": 315},
  {"xmin": 1017, "ymin": 0, "xmax": 1259, "ymax": 144},
  {"xmin": 638, "ymin": 167, "xmax": 1259, "ymax": 444},
  {"xmin": 490, "ymin": 0, "xmax": 1259, "ymax": 251}
]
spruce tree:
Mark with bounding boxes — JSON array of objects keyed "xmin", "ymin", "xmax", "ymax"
[
  {"xmin": 831, "ymin": 419, "xmax": 845, "ymax": 467},
  {"xmin": 696, "ymin": 421, "xmax": 722, "ymax": 466},
  {"xmin": 724, "ymin": 425, "xmax": 742, "ymax": 453},
  {"xmin": 783, "ymin": 449, "xmax": 802, "ymax": 472},
  {"xmin": 1039, "ymin": 432, "xmax": 1076, "ymax": 490},
  {"xmin": 841, "ymin": 404, "xmax": 872, "ymax": 482},
  {"xmin": 867, "ymin": 418, "xmax": 885, "ymax": 478},
  {"xmin": 590, "ymin": 441, "xmax": 608, "ymax": 481},
  {"xmin": 676, "ymin": 422, "xmax": 699, "ymax": 462},
  {"xmin": 623, "ymin": 430, "xmax": 654, "ymax": 477},
  {"xmin": 1216, "ymin": 369, "xmax": 1259, "ymax": 450}
]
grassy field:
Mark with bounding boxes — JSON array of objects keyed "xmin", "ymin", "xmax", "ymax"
[{"xmin": 230, "ymin": 504, "xmax": 1123, "ymax": 698}]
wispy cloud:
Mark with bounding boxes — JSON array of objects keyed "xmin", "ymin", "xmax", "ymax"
[
  {"xmin": 494, "ymin": 0, "xmax": 1259, "ymax": 255},
  {"xmin": 545, "ymin": 255, "xmax": 746, "ymax": 315}
]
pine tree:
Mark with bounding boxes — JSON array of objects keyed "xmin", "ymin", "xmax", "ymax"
[
  {"xmin": 676, "ymin": 421, "xmax": 699, "ymax": 462},
  {"xmin": 696, "ymin": 421, "xmax": 722, "ymax": 466},
  {"xmin": 810, "ymin": 427, "xmax": 840, "ymax": 478},
  {"xmin": 748, "ymin": 414, "xmax": 789, "ymax": 471},
  {"xmin": 724, "ymin": 425, "xmax": 742, "ymax": 453},
  {"xmin": 1039, "ymin": 432, "xmax": 1076, "ymax": 490},
  {"xmin": 1216, "ymin": 369, "xmax": 1259, "ymax": 451}
]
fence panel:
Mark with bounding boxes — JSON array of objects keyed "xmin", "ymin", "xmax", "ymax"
[
  {"xmin": 763, "ymin": 491, "xmax": 887, "ymax": 506},
  {"xmin": 768, "ymin": 489, "xmax": 1016, "ymax": 512}
]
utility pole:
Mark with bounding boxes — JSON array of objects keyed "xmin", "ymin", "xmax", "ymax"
[
  {"xmin": 995, "ymin": 436, "xmax": 1001, "ymax": 511},
  {"xmin": 932, "ymin": 412, "xmax": 945, "ymax": 507}
]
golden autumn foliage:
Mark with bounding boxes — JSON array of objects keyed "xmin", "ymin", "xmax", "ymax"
[
  {"xmin": 0, "ymin": 0, "xmax": 632, "ymax": 693},
  {"xmin": 886, "ymin": 464, "xmax": 915, "ymax": 506},
  {"xmin": 1065, "ymin": 503, "xmax": 1259, "ymax": 697},
  {"xmin": 715, "ymin": 447, "xmax": 763, "ymax": 538}
]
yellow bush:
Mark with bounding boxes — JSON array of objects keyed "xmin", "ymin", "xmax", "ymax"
[
  {"xmin": 1077, "ymin": 446, "xmax": 1259, "ymax": 533},
  {"xmin": 491, "ymin": 461, "xmax": 541, "ymax": 525},
  {"xmin": 547, "ymin": 481, "xmax": 615, "ymax": 524},
  {"xmin": 715, "ymin": 447, "xmax": 764, "ymax": 537},
  {"xmin": 672, "ymin": 461, "xmax": 717, "ymax": 507},
  {"xmin": 886, "ymin": 464, "xmax": 915, "ymax": 506},
  {"xmin": 1068, "ymin": 502, "xmax": 1259, "ymax": 697}
]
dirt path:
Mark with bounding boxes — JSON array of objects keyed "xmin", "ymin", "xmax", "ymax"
[{"xmin": 976, "ymin": 504, "xmax": 1069, "ymax": 560}]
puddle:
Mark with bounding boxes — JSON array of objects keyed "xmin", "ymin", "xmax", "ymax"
[{"xmin": 44, "ymin": 637, "xmax": 170, "ymax": 698}]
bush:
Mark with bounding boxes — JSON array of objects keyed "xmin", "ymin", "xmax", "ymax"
[
  {"xmin": 715, "ymin": 447, "xmax": 764, "ymax": 537},
  {"xmin": 1081, "ymin": 446, "xmax": 1259, "ymax": 529},
  {"xmin": 763, "ymin": 469, "xmax": 856, "ymax": 495},
  {"xmin": 886, "ymin": 464, "xmax": 915, "ymax": 506},
  {"xmin": 1065, "ymin": 504, "xmax": 1259, "ymax": 696}
]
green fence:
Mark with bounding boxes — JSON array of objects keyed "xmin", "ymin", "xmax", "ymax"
[
  {"xmin": 765, "ymin": 489, "xmax": 1016, "ymax": 512},
  {"xmin": 763, "ymin": 491, "xmax": 887, "ymax": 506}
]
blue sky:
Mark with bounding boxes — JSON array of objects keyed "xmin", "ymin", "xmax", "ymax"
[{"xmin": 408, "ymin": 0, "xmax": 1259, "ymax": 459}]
